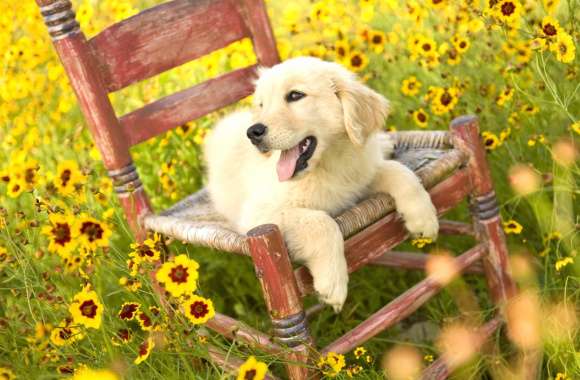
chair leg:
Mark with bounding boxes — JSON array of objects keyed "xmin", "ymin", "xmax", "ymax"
[
  {"xmin": 247, "ymin": 224, "xmax": 314, "ymax": 380},
  {"xmin": 450, "ymin": 116, "xmax": 516, "ymax": 306}
]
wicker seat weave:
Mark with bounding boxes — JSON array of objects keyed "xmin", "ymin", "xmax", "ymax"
[{"xmin": 143, "ymin": 131, "xmax": 467, "ymax": 255}]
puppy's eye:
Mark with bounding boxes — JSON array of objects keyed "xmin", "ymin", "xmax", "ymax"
[{"xmin": 285, "ymin": 90, "xmax": 306, "ymax": 103}]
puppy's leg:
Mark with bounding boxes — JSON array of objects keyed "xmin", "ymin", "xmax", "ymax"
[
  {"xmin": 276, "ymin": 208, "xmax": 348, "ymax": 312},
  {"xmin": 371, "ymin": 161, "xmax": 439, "ymax": 238}
]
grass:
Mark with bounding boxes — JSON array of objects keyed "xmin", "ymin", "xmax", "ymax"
[{"xmin": 0, "ymin": 0, "xmax": 578, "ymax": 379}]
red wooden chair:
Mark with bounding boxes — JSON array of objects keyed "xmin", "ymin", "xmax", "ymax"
[{"xmin": 36, "ymin": 0, "xmax": 516, "ymax": 378}]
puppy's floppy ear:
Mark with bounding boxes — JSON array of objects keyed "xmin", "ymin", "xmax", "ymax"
[{"xmin": 332, "ymin": 71, "xmax": 390, "ymax": 146}]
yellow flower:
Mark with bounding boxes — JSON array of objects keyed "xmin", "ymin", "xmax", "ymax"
[
  {"xmin": 451, "ymin": 35, "xmax": 470, "ymax": 53},
  {"xmin": 74, "ymin": 214, "xmax": 111, "ymax": 251},
  {"xmin": 430, "ymin": 87, "xmax": 459, "ymax": 115},
  {"xmin": 493, "ymin": 0, "xmax": 522, "ymax": 25},
  {"xmin": 54, "ymin": 160, "xmax": 85, "ymax": 196},
  {"xmin": 401, "ymin": 76, "xmax": 421, "ymax": 96},
  {"xmin": 411, "ymin": 237, "xmax": 433, "ymax": 248},
  {"xmin": 353, "ymin": 346, "xmax": 367, "ymax": 359},
  {"xmin": 497, "ymin": 87, "xmax": 514, "ymax": 106},
  {"xmin": 543, "ymin": 0, "xmax": 560, "ymax": 14},
  {"xmin": 236, "ymin": 356, "xmax": 268, "ymax": 380},
  {"xmin": 424, "ymin": 354, "xmax": 434, "ymax": 362},
  {"xmin": 118, "ymin": 302, "xmax": 140, "ymax": 321},
  {"xmin": 346, "ymin": 50, "xmax": 369, "ymax": 72},
  {"xmin": 334, "ymin": 40, "xmax": 351, "ymax": 62},
  {"xmin": 69, "ymin": 286, "xmax": 103, "ymax": 329},
  {"xmin": 0, "ymin": 367, "xmax": 15, "ymax": 380},
  {"xmin": 345, "ymin": 365, "xmax": 363, "ymax": 377},
  {"xmin": 555, "ymin": 373, "xmax": 568, "ymax": 380},
  {"xmin": 571, "ymin": 121, "xmax": 580, "ymax": 135},
  {"xmin": 156, "ymin": 254, "xmax": 199, "ymax": 297},
  {"xmin": 42, "ymin": 213, "xmax": 78, "ymax": 257},
  {"xmin": 317, "ymin": 352, "xmax": 346, "ymax": 377},
  {"xmin": 73, "ymin": 368, "xmax": 119, "ymax": 380},
  {"xmin": 129, "ymin": 240, "xmax": 161, "ymax": 264},
  {"xmin": 550, "ymin": 31, "xmax": 576, "ymax": 63},
  {"xmin": 555, "ymin": 257, "xmax": 573, "ymax": 271},
  {"xmin": 50, "ymin": 320, "xmax": 84, "ymax": 346},
  {"xmin": 368, "ymin": 30, "xmax": 386, "ymax": 53},
  {"xmin": 427, "ymin": 0, "xmax": 446, "ymax": 9},
  {"xmin": 503, "ymin": 220, "xmax": 523, "ymax": 234},
  {"xmin": 540, "ymin": 16, "xmax": 560, "ymax": 39},
  {"xmin": 6, "ymin": 177, "xmax": 25, "ymax": 198},
  {"xmin": 134, "ymin": 337, "xmax": 155, "ymax": 365},
  {"xmin": 412, "ymin": 108, "xmax": 429, "ymax": 128},
  {"xmin": 481, "ymin": 131, "xmax": 500, "ymax": 151},
  {"xmin": 182, "ymin": 295, "xmax": 215, "ymax": 325}
]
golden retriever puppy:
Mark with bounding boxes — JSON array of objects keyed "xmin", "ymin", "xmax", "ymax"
[{"xmin": 204, "ymin": 57, "xmax": 438, "ymax": 311}]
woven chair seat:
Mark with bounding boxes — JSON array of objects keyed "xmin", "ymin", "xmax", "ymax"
[{"xmin": 143, "ymin": 131, "xmax": 467, "ymax": 255}]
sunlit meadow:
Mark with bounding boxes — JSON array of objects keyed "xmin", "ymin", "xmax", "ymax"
[{"xmin": 0, "ymin": 0, "xmax": 578, "ymax": 379}]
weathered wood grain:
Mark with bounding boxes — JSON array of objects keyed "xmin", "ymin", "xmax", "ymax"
[
  {"xmin": 370, "ymin": 250, "xmax": 484, "ymax": 274},
  {"xmin": 120, "ymin": 65, "xmax": 257, "ymax": 146},
  {"xmin": 89, "ymin": 0, "xmax": 249, "ymax": 92}
]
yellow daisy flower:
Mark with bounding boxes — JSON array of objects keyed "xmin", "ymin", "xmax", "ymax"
[
  {"xmin": 571, "ymin": 121, "xmax": 580, "ymax": 135},
  {"xmin": 493, "ymin": 0, "xmax": 522, "ymax": 25},
  {"xmin": 503, "ymin": 220, "xmax": 523, "ymax": 234},
  {"xmin": 118, "ymin": 302, "xmax": 140, "ymax": 321},
  {"xmin": 69, "ymin": 286, "xmax": 103, "ymax": 329},
  {"xmin": 134, "ymin": 337, "xmax": 155, "ymax": 365},
  {"xmin": 451, "ymin": 35, "xmax": 470, "ymax": 53},
  {"xmin": 156, "ymin": 254, "xmax": 199, "ymax": 297},
  {"xmin": 353, "ymin": 346, "xmax": 367, "ymax": 359},
  {"xmin": 0, "ymin": 367, "xmax": 15, "ymax": 380},
  {"xmin": 346, "ymin": 50, "xmax": 369, "ymax": 72},
  {"xmin": 129, "ymin": 240, "xmax": 161, "ymax": 264},
  {"xmin": 430, "ymin": 87, "xmax": 459, "ymax": 115},
  {"xmin": 481, "ymin": 131, "xmax": 500, "ymax": 151},
  {"xmin": 368, "ymin": 30, "xmax": 386, "ymax": 53},
  {"xmin": 540, "ymin": 16, "xmax": 560, "ymax": 39},
  {"xmin": 182, "ymin": 295, "xmax": 215, "ymax": 325},
  {"xmin": 555, "ymin": 257, "xmax": 573, "ymax": 271},
  {"xmin": 550, "ymin": 31, "xmax": 576, "ymax": 63},
  {"xmin": 317, "ymin": 352, "xmax": 346, "ymax": 377},
  {"xmin": 54, "ymin": 160, "xmax": 85, "ymax": 196},
  {"xmin": 412, "ymin": 108, "xmax": 429, "ymax": 128},
  {"xmin": 74, "ymin": 214, "xmax": 111, "ymax": 251},
  {"xmin": 237, "ymin": 356, "xmax": 268, "ymax": 380},
  {"xmin": 42, "ymin": 213, "xmax": 78, "ymax": 257},
  {"xmin": 6, "ymin": 177, "xmax": 25, "ymax": 198},
  {"xmin": 401, "ymin": 76, "xmax": 422, "ymax": 96},
  {"xmin": 50, "ymin": 319, "xmax": 84, "ymax": 346}
]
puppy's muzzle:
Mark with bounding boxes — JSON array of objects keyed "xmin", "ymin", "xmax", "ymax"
[{"xmin": 247, "ymin": 123, "xmax": 267, "ymax": 145}]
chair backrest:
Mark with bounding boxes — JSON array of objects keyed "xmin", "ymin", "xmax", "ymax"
[{"xmin": 36, "ymin": 0, "xmax": 279, "ymax": 238}]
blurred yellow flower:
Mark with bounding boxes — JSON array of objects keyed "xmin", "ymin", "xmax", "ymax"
[
  {"xmin": 401, "ymin": 76, "xmax": 422, "ymax": 96},
  {"xmin": 156, "ymin": 254, "xmax": 199, "ymax": 297},
  {"xmin": 237, "ymin": 356, "xmax": 268, "ymax": 380},
  {"xmin": 134, "ymin": 337, "xmax": 155, "ymax": 365},
  {"xmin": 69, "ymin": 286, "xmax": 103, "ymax": 329},
  {"xmin": 317, "ymin": 352, "xmax": 345, "ymax": 377},
  {"xmin": 182, "ymin": 295, "xmax": 215, "ymax": 325},
  {"xmin": 550, "ymin": 32, "xmax": 576, "ymax": 63}
]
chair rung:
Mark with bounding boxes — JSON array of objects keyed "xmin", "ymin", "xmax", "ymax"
[
  {"xmin": 420, "ymin": 316, "xmax": 503, "ymax": 380},
  {"xmin": 439, "ymin": 220, "xmax": 475, "ymax": 236},
  {"xmin": 206, "ymin": 312, "xmax": 283, "ymax": 354},
  {"xmin": 369, "ymin": 251, "xmax": 484, "ymax": 274},
  {"xmin": 321, "ymin": 243, "xmax": 487, "ymax": 355}
]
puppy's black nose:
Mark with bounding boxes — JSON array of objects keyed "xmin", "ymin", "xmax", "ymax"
[{"xmin": 247, "ymin": 123, "xmax": 267, "ymax": 144}]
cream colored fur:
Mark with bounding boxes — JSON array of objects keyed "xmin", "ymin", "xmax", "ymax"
[{"xmin": 204, "ymin": 57, "xmax": 438, "ymax": 311}]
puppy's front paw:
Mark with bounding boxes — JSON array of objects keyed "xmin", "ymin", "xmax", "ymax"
[
  {"xmin": 313, "ymin": 264, "xmax": 348, "ymax": 313},
  {"xmin": 401, "ymin": 198, "xmax": 439, "ymax": 239}
]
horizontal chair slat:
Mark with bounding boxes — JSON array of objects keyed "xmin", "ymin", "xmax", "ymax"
[
  {"xmin": 370, "ymin": 251, "xmax": 484, "ymax": 274},
  {"xmin": 89, "ymin": 0, "xmax": 249, "ymax": 92},
  {"xmin": 120, "ymin": 65, "xmax": 257, "ymax": 146},
  {"xmin": 295, "ymin": 168, "xmax": 473, "ymax": 296},
  {"xmin": 321, "ymin": 243, "xmax": 487, "ymax": 355}
]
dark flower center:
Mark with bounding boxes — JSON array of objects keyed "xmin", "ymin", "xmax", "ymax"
[
  {"xmin": 119, "ymin": 303, "xmax": 139, "ymax": 320},
  {"xmin": 459, "ymin": 41, "xmax": 467, "ymax": 49},
  {"xmin": 417, "ymin": 112, "xmax": 427, "ymax": 122},
  {"xmin": 559, "ymin": 43, "xmax": 567, "ymax": 54},
  {"xmin": 244, "ymin": 369, "xmax": 257, "ymax": 380},
  {"xmin": 138, "ymin": 340, "xmax": 150, "ymax": 356},
  {"xmin": 440, "ymin": 92, "xmax": 453, "ymax": 106},
  {"xmin": 80, "ymin": 300, "xmax": 98, "ymax": 318},
  {"xmin": 59, "ymin": 328, "xmax": 72, "ymax": 340},
  {"xmin": 117, "ymin": 328, "xmax": 131, "ymax": 342},
  {"xmin": 350, "ymin": 55, "xmax": 363, "ymax": 67},
  {"xmin": 138, "ymin": 312, "xmax": 152, "ymax": 327},
  {"xmin": 60, "ymin": 169, "xmax": 72, "ymax": 187},
  {"xmin": 137, "ymin": 244, "xmax": 155, "ymax": 257},
  {"xmin": 80, "ymin": 221, "xmax": 104, "ymax": 242},
  {"xmin": 372, "ymin": 35, "xmax": 383, "ymax": 44},
  {"xmin": 169, "ymin": 265, "xmax": 189, "ymax": 283},
  {"xmin": 485, "ymin": 138, "xmax": 495, "ymax": 146},
  {"xmin": 53, "ymin": 223, "xmax": 72, "ymax": 246},
  {"xmin": 25, "ymin": 168, "xmax": 36, "ymax": 184},
  {"xmin": 422, "ymin": 43, "xmax": 432, "ymax": 51},
  {"xmin": 501, "ymin": 2, "xmax": 515, "ymax": 16},
  {"xmin": 337, "ymin": 47, "xmax": 346, "ymax": 57},
  {"xmin": 543, "ymin": 24, "xmax": 557, "ymax": 36},
  {"xmin": 190, "ymin": 301, "xmax": 209, "ymax": 318}
]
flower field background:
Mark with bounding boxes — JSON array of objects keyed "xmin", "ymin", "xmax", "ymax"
[{"xmin": 0, "ymin": 0, "xmax": 578, "ymax": 379}]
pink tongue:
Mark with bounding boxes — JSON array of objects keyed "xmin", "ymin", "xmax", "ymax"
[{"xmin": 277, "ymin": 145, "xmax": 301, "ymax": 182}]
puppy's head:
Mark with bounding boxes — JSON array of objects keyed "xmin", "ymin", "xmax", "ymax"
[{"xmin": 249, "ymin": 57, "xmax": 389, "ymax": 181}]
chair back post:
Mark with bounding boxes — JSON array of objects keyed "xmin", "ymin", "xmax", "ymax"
[
  {"xmin": 36, "ymin": 0, "xmax": 152, "ymax": 240},
  {"xmin": 240, "ymin": 0, "xmax": 280, "ymax": 66},
  {"xmin": 450, "ymin": 116, "xmax": 516, "ymax": 305}
]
